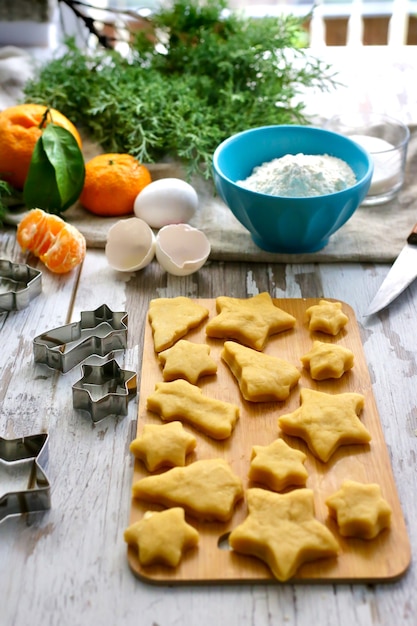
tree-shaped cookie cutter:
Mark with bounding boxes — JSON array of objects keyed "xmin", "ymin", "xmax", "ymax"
[
  {"xmin": 0, "ymin": 259, "xmax": 42, "ymax": 311},
  {"xmin": 33, "ymin": 304, "xmax": 128, "ymax": 373},
  {"xmin": 0, "ymin": 433, "xmax": 50, "ymax": 523}
]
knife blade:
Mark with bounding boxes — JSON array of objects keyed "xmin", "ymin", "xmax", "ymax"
[{"xmin": 365, "ymin": 224, "xmax": 417, "ymax": 316}]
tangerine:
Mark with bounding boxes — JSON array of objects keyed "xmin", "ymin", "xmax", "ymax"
[
  {"xmin": 79, "ymin": 153, "xmax": 152, "ymax": 217},
  {"xmin": 0, "ymin": 103, "xmax": 82, "ymax": 190},
  {"xmin": 17, "ymin": 208, "xmax": 86, "ymax": 274}
]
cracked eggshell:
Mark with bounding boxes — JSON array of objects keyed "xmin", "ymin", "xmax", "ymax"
[
  {"xmin": 105, "ymin": 217, "xmax": 156, "ymax": 272},
  {"xmin": 133, "ymin": 178, "xmax": 199, "ymax": 228},
  {"xmin": 155, "ymin": 224, "xmax": 211, "ymax": 276}
]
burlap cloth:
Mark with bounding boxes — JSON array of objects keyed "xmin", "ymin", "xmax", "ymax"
[
  {"xmin": 66, "ymin": 128, "xmax": 417, "ymax": 263},
  {"xmin": 1, "ymin": 45, "xmax": 416, "ymax": 263}
]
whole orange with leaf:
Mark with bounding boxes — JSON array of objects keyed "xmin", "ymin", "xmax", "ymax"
[
  {"xmin": 0, "ymin": 103, "xmax": 82, "ymax": 190},
  {"xmin": 79, "ymin": 153, "xmax": 152, "ymax": 216}
]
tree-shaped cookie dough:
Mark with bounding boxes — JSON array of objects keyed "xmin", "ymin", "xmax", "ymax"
[
  {"xmin": 222, "ymin": 340, "xmax": 300, "ymax": 402},
  {"xmin": 148, "ymin": 296, "xmax": 209, "ymax": 352}
]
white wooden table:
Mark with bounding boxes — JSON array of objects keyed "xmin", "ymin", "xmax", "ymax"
[{"xmin": 1, "ymin": 46, "xmax": 416, "ymax": 626}]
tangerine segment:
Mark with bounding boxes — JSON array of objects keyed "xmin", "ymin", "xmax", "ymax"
[
  {"xmin": 0, "ymin": 103, "xmax": 82, "ymax": 190},
  {"xmin": 41, "ymin": 223, "xmax": 87, "ymax": 274},
  {"xmin": 79, "ymin": 153, "xmax": 152, "ymax": 216},
  {"xmin": 17, "ymin": 208, "xmax": 86, "ymax": 274},
  {"xmin": 17, "ymin": 210, "xmax": 65, "ymax": 257}
]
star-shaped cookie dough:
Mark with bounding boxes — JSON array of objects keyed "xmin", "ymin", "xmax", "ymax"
[
  {"xmin": 158, "ymin": 340, "xmax": 217, "ymax": 384},
  {"xmin": 278, "ymin": 388, "xmax": 370, "ymax": 462},
  {"xmin": 130, "ymin": 421, "xmax": 197, "ymax": 471},
  {"xmin": 206, "ymin": 292, "xmax": 296, "ymax": 351},
  {"xmin": 124, "ymin": 507, "xmax": 199, "ymax": 567},
  {"xmin": 148, "ymin": 297, "xmax": 209, "ymax": 352},
  {"xmin": 326, "ymin": 480, "xmax": 392, "ymax": 539},
  {"xmin": 221, "ymin": 340, "xmax": 300, "ymax": 402},
  {"xmin": 229, "ymin": 488, "xmax": 339, "ymax": 581},
  {"xmin": 306, "ymin": 300, "xmax": 349, "ymax": 336},
  {"xmin": 249, "ymin": 438, "xmax": 308, "ymax": 491},
  {"xmin": 301, "ymin": 340, "xmax": 354, "ymax": 380}
]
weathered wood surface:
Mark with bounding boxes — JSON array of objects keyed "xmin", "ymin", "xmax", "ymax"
[
  {"xmin": 1, "ymin": 46, "xmax": 417, "ymax": 626},
  {"xmin": 1, "ymin": 233, "xmax": 416, "ymax": 626}
]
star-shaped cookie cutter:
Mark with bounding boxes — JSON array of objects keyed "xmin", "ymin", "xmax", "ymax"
[
  {"xmin": 72, "ymin": 359, "xmax": 137, "ymax": 423},
  {"xmin": 0, "ymin": 433, "xmax": 50, "ymax": 523},
  {"xmin": 0, "ymin": 259, "xmax": 42, "ymax": 311},
  {"xmin": 33, "ymin": 304, "xmax": 128, "ymax": 373}
]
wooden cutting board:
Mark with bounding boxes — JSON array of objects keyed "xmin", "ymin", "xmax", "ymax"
[{"xmin": 126, "ymin": 298, "xmax": 411, "ymax": 584}]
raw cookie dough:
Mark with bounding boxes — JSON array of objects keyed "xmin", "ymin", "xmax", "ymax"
[
  {"xmin": 249, "ymin": 438, "xmax": 308, "ymax": 491},
  {"xmin": 301, "ymin": 340, "xmax": 354, "ymax": 380},
  {"xmin": 306, "ymin": 300, "xmax": 349, "ymax": 336},
  {"xmin": 124, "ymin": 507, "xmax": 199, "ymax": 567},
  {"xmin": 130, "ymin": 421, "xmax": 197, "ymax": 471},
  {"xmin": 278, "ymin": 388, "xmax": 370, "ymax": 463},
  {"xmin": 229, "ymin": 488, "xmax": 339, "ymax": 581},
  {"xmin": 147, "ymin": 379, "xmax": 240, "ymax": 440},
  {"xmin": 326, "ymin": 480, "xmax": 392, "ymax": 539},
  {"xmin": 222, "ymin": 340, "xmax": 300, "ymax": 402},
  {"xmin": 158, "ymin": 340, "xmax": 217, "ymax": 384},
  {"xmin": 206, "ymin": 292, "xmax": 296, "ymax": 351},
  {"xmin": 132, "ymin": 458, "xmax": 244, "ymax": 522},
  {"xmin": 148, "ymin": 296, "xmax": 209, "ymax": 352}
]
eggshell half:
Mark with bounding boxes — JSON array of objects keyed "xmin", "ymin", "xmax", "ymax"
[
  {"xmin": 105, "ymin": 217, "xmax": 156, "ymax": 272},
  {"xmin": 133, "ymin": 178, "xmax": 198, "ymax": 228},
  {"xmin": 155, "ymin": 224, "xmax": 210, "ymax": 276}
]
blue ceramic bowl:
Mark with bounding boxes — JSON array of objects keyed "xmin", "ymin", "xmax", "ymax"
[{"xmin": 212, "ymin": 125, "xmax": 373, "ymax": 253}]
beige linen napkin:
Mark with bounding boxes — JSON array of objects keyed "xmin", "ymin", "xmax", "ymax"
[{"xmin": 66, "ymin": 127, "xmax": 417, "ymax": 263}]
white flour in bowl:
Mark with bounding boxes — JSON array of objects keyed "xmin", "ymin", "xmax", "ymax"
[{"xmin": 237, "ymin": 153, "xmax": 357, "ymax": 197}]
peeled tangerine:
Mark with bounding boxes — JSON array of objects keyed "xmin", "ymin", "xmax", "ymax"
[{"xmin": 16, "ymin": 208, "xmax": 86, "ymax": 274}]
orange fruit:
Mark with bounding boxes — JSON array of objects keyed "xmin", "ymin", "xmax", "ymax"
[
  {"xmin": 17, "ymin": 208, "xmax": 86, "ymax": 274},
  {"xmin": 79, "ymin": 153, "xmax": 152, "ymax": 216},
  {"xmin": 0, "ymin": 103, "xmax": 82, "ymax": 190}
]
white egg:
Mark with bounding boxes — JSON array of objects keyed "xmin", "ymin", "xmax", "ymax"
[
  {"xmin": 155, "ymin": 224, "xmax": 210, "ymax": 276},
  {"xmin": 133, "ymin": 177, "xmax": 198, "ymax": 228},
  {"xmin": 105, "ymin": 217, "xmax": 156, "ymax": 272}
]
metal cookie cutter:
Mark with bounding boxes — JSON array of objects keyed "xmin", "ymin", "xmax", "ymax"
[
  {"xmin": 0, "ymin": 259, "xmax": 42, "ymax": 311},
  {"xmin": 72, "ymin": 359, "xmax": 137, "ymax": 423},
  {"xmin": 33, "ymin": 304, "xmax": 128, "ymax": 373},
  {"xmin": 0, "ymin": 433, "xmax": 50, "ymax": 523}
]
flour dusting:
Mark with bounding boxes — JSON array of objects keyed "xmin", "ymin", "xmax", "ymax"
[{"xmin": 237, "ymin": 153, "xmax": 357, "ymax": 197}]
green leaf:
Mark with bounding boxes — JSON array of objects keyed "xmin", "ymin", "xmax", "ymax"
[
  {"xmin": 23, "ymin": 123, "xmax": 85, "ymax": 214},
  {"xmin": 23, "ymin": 138, "xmax": 62, "ymax": 212}
]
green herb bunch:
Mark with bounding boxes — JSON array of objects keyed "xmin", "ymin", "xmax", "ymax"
[{"xmin": 23, "ymin": 0, "xmax": 334, "ymax": 177}]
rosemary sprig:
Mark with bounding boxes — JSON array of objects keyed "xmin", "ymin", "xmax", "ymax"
[{"xmin": 23, "ymin": 0, "xmax": 336, "ymax": 178}]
